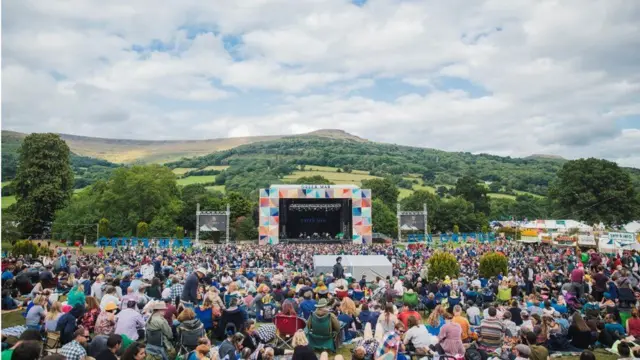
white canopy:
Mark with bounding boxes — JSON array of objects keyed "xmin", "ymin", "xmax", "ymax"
[
  {"xmin": 519, "ymin": 219, "xmax": 592, "ymax": 231},
  {"xmin": 624, "ymin": 221, "xmax": 640, "ymax": 233}
]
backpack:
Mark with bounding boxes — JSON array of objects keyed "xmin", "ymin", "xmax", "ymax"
[{"xmin": 465, "ymin": 346, "xmax": 485, "ymax": 360}]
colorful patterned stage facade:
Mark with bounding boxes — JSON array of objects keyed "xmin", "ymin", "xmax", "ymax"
[{"xmin": 259, "ymin": 185, "xmax": 372, "ymax": 245}]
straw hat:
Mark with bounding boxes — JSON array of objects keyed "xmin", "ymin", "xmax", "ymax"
[
  {"xmin": 152, "ymin": 302, "xmax": 167, "ymax": 311},
  {"xmin": 105, "ymin": 302, "xmax": 117, "ymax": 311},
  {"xmin": 315, "ymin": 299, "xmax": 329, "ymax": 308}
]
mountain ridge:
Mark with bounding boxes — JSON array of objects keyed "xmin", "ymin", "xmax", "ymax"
[
  {"xmin": 1, "ymin": 129, "xmax": 367, "ymax": 163},
  {"xmin": 2, "ymin": 128, "xmax": 574, "ymax": 164}
]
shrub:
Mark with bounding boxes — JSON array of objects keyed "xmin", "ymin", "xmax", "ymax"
[
  {"xmin": 98, "ymin": 218, "xmax": 110, "ymax": 237},
  {"xmin": 479, "ymin": 252, "xmax": 508, "ymax": 278},
  {"xmin": 136, "ymin": 222, "xmax": 149, "ymax": 238},
  {"xmin": 426, "ymin": 251, "xmax": 460, "ymax": 280},
  {"xmin": 175, "ymin": 226, "xmax": 184, "ymax": 239},
  {"xmin": 11, "ymin": 240, "xmax": 39, "ymax": 257},
  {"xmin": 37, "ymin": 246, "xmax": 53, "ymax": 257}
]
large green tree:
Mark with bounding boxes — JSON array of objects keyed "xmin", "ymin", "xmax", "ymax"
[
  {"xmin": 52, "ymin": 165, "xmax": 183, "ymax": 237},
  {"xmin": 99, "ymin": 165, "xmax": 182, "ymax": 234},
  {"xmin": 454, "ymin": 176, "xmax": 490, "ymax": 216},
  {"xmin": 549, "ymin": 158, "xmax": 639, "ymax": 226},
  {"xmin": 362, "ymin": 178, "xmax": 400, "ymax": 210},
  {"xmin": 226, "ymin": 191, "xmax": 253, "ymax": 221},
  {"xmin": 1, "ymin": 212, "xmax": 21, "ymax": 245},
  {"xmin": 235, "ymin": 216, "xmax": 258, "ymax": 240},
  {"xmin": 176, "ymin": 184, "xmax": 225, "ymax": 233},
  {"xmin": 148, "ymin": 210, "xmax": 177, "ymax": 237},
  {"xmin": 14, "ymin": 133, "xmax": 74, "ymax": 236},
  {"xmin": 371, "ymin": 199, "xmax": 397, "ymax": 236}
]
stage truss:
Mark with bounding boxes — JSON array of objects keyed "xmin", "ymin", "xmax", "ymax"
[
  {"xmin": 195, "ymin": 203, "xmax": 231, "ymax": 243},
  {"xmin": 397, "ymin": 203, "xmax": 428, "ymax": 243}
]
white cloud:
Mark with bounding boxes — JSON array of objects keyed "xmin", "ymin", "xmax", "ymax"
[{"xmin": 2, "ymin": 0, "xmax": 640, "ymax": 166}]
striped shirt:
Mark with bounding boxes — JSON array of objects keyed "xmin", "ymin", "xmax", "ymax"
[{"xmin": 477, "ymin": 317, "xmax": 505, "ymax": 351}]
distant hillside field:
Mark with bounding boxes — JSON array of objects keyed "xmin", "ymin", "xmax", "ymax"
[
  {"xmin": 3, "ymin": 129, "xmax": 640, "ymax": 200},
  {"xmin": 176, "ymin": 175, "xmax": 217, "ymax": 186}
]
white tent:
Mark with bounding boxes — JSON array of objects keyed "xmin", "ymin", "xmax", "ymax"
[
  {"xmin": 313, "ymin": 255, "xmax": 392, "ymax": 280},
  {"xmin": 624, "ymin": 221, "xmax": 640, "ymax": 234},
  {"xmin": 519, "ymin": 219, "xmax": 593, "ymax": 232}
]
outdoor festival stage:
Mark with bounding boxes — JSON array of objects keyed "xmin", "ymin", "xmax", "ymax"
[{"xmin": 259, "ymin": 185, "xmax": 372, "ymax": 245}]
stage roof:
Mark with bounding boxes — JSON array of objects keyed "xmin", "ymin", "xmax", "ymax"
[{"xmin": 269, "ymin": 184, "xmax": 360, "ymax": 189}]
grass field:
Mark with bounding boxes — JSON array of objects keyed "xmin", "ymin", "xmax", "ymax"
[
  {"xmin": 284, "ymin": 170, "xmax": 380, "ymax": 184},
  {"xmin": 1, "ymin": 195, "xmax": 16, "ymax": 208},
  {"xmin": 172, "ymin": 168, "xmax": 197, "ymax": 175},
  {"xmin": 205, "ymin": 185, "xmax": 226, "ymax": 193},
  {"xmin": 1, "ymin": 181, "xmax": 10, "ymax": 188},
  {"xmin": 398, "ymin": 188, "xmax": 413, "ymax": 199},
  {"xmin": 203, "ymin": 165, "xmax": 230, "ymax": 171},
  {"xmin": 177, "ymin": 175, "xmax": 217, "ymax": 186},
  {"xmin": 301, "ymin": 165, "xmax": 369, "ymax": 175},
  {"xmin": 488, "ymin": 192, "xmax": 516, "ymax": 200}
]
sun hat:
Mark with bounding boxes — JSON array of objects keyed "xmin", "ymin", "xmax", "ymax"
[
  {"xmin": 105, "ymin": 302, "xmax": 117, "ymax": 311},
  {"xmin": 315, "ymin": 299, "xmax": 329, "ymax": 308},
  {"xmin": 196, "ymin": 267, "xmax": 208, "ymax": 275},
  {"xmin": 515, "ymin": 344, "xmax": 531, "ymax": 356},
  {"xmin": 152, "ymin": 302, "xmax": 167, "ymax": 311}
]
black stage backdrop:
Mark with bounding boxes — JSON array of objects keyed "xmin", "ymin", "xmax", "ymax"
[{"xmin": 279, "ymin": 198, "xmax": 352, "ymax": 239}]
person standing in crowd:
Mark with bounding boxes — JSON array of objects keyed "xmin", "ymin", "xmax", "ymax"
[
  {"xmin": 182, "ymin": 267, "xmax": 207, "ymax": 307},
  {"xmin": 333, "ymin": 257, "xmax": 344, "ymax": 280}
]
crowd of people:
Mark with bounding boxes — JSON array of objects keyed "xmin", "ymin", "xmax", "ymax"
[{"xmin": 2, "ymin": 240, "xmax": 640, "ymax": 360}]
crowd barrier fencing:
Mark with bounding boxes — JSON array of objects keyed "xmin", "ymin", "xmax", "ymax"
[{"xmin": 96, "ymin": 237, "xmax": 192, "ymax": 248}]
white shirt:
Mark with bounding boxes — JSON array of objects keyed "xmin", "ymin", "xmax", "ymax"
[
  {"xmin": 141, "ymin": 264, "xmax": 155, "ymax": 281},
  {"xmin": 100, "ymin": 294, "xmax": 121, "ymax": 310},
  {"xmin": 91, "ymin": 282, "xmax": 104, "ymax": 301},
  {"xmin": 394, "ymin": 281, "xmax": 404, "ymax": 296},
  {"xmin": 467, "ymin": 306, "xmax": 481, "ymax": 323},
  {"xmin": 404, "ymin": 325, "xmax": 435, "ymax": 349},
  {"xmin": 161, "ymin": 287, "xmax": 171, "ymax": 299}
]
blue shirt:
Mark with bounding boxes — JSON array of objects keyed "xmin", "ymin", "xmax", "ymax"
[
  {"xmin": 1, "ymin": 271, "xmax": 14, "ymax": 281},
  {"xmin": 605, "ymin": 322, "xmax": 626, "ymax": 336}
]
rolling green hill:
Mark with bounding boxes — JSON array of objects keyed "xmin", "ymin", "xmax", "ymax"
[
  {"xmin": 164, "ymin": 135, "xmax": 640, "ymax": 199},
  {"xmin": 1, "ymin": 131, "xmax": 120, "ymax": 186},
  {"xmin": 4, "ymin": 129, "xmax": 639, "ymax": 200}
]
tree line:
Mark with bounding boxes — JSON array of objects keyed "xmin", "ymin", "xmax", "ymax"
[{"xmin": 4, "ymin": 134, "xmax": 639, "ymax": 244}]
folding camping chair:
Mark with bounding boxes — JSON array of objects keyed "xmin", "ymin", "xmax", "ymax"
[
  {"xmin": 274, "ymin": 314, "xmax": 306, "ymax": 349},
  {"xmin": 43, "ymin": 331, "xmax": 61, "ymax": 355},
  {"xmin": 177, "ymin": 324, "xmax": 205, "ymax": 357}
]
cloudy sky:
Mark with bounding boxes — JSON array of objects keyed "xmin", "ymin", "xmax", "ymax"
[{"xmin": 2, "ymin": 0, "xmax": 640, "ymax": 166}]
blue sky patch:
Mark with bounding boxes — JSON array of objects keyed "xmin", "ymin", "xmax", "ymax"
[
  {"xmin": 616, "ymin": 115, "xmax": 640, "ymax": 130},
  {"xmin": 435, "ymin": 76, "xmax": 491, "ymax": 98},
  {"xmin": 346, "ymin": 78, "xmax": 427, "ymax": 101}
]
